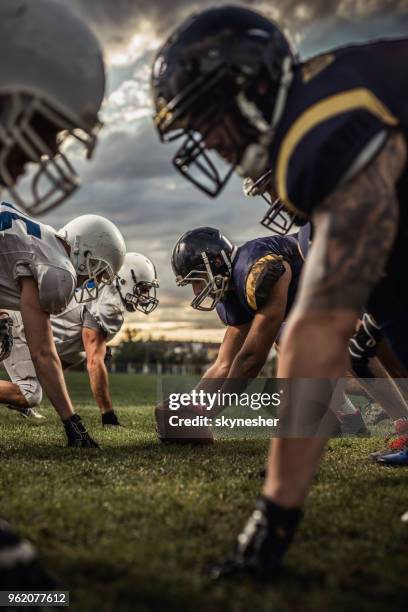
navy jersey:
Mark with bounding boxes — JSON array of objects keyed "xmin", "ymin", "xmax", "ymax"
[
  {"xmin": 269, "ymin": 39, "xmax": 408, "ymax": 217},
  {"xmin": 216, "ymin": 234, "xmax": 303, "ymax": 327}
]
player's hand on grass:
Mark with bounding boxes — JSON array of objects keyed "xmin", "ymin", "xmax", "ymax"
[
  {"xmin": 102, "ymin": 410, "xmax": 120, "ymax": 426},
  {"xmin": 0, "ymin": 311, "xmax": 13, "ymax": 362},
  {"xmin": 63, "ymin": 414, "xmax": 100, "ymax": 448},
  {"xmin": 155, "ymin": 399, "xmax": 214, "ymax": 445}
]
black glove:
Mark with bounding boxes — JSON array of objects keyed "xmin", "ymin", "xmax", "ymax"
[
  {"xmin": 349, "ymin": 313, "xmax": 383, "ymax": 362},
  {"xmin": 0, "ymin": 312, "xmax": 13, "ymax": 361},
  {"xmin": 102, "ymin": 410, "xmax": 120, "ymax": 426},
  {"xmin": 63, "ymin": 414, "xmax": 100, "ymax": 448}
]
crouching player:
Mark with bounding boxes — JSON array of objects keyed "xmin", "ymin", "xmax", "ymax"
[
  {"xmin": 0, "ymin": 208, "xmax": 126, "ymax": 446},
  {"xmin": 157, "ymin": 226, "xmax": 408, "ymax": 446},
  {"xmin": 2, "ymin": 253, "xmax": 158, "ymax": 426}
]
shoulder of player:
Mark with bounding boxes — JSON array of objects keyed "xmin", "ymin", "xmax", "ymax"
[{"xmin": 270, "ymin": 50, "xmax": 399, "ymax": 212}]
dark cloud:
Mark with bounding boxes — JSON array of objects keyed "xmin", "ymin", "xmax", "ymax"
[
  {"xmin": 58, "ymin": 0, "xmax": 408, "ymax": 50},
  {"xmin": 47, "ymin": 0, "xmax": 408, "ymax": 332}
]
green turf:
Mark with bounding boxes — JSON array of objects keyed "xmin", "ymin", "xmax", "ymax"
[{"xmin": 0, "ymin": 373, "xmax": 407, "ymax": 612}]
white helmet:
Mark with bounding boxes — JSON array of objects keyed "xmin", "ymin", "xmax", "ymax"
[
  {"xmin": 116, "ymin": 253, "xmax": 159, "ymax": 314},
  {"xmin": 0, "ymin": 0, "xmax": 105, "ymax": 215},
  {"xmin": 58, "ymin": 215, "xmax": 126, "ymax": 303}
]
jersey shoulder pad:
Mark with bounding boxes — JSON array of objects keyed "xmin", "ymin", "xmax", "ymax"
[
  {"xmin": 245, "ymin": 253, "xmax": 286, "ymax": 311},
  {"xmin": 274, "ymin": 84, "xmax": 399, "ymax": 215},
  {"xmin": 85, "ymin": 295, "xmax": 124, "ymax": 339},
  {"xmin": 37, "ymin": 265, "xmax": 76, "ymax": 315}
]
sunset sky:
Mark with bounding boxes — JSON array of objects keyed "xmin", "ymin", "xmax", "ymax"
[{"xmin": 41, "ymin": 1, "xmax": 408, "ymax": 341}]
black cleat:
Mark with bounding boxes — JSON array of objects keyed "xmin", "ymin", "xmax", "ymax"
[
  {"xmin": 64, "ymin": 414, "xmax": 100, "ymax": 448},
  {"xmin": 102, "ymin": 410, "xmax": 120, "ymax": 426},
  {"xmin": 208, "ymin": 497, "xmax": 302, "ymax": 582}
]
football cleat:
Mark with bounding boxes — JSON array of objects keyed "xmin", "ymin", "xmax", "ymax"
[
  {"xmin": 376, "ymin": 446, "xmax": 408, "ymax": 466},
  {"xmin": 63, "ymin": 414, "xmax": 100, "ymax": 448},
  {"xmin": 208, "ymin": 497, "xmax": 302, "ymax": 581},
  {"xmin": 370, "ymin": 434, "xmax": 408, "ymax": 461},
  {"xmin": 364, "ymin": 402, "xmax": 390, "ymax": 426},
  {"xmin": 338, "ymin": 409, "xmax": 371, "ymax": 437},
  {"xmin": 102, "ymin": 410, "xmax": 120, "ymax": 426},
  {"xmin": 7, "ymin": 405, "xmax": 45, "ymax": 420},
  {"xmin": 0, "ymin": 519, "xmax": 56, "ymax": 590}
]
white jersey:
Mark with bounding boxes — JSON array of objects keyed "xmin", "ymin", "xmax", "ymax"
[
  {"xmin": 0, "ymin": 201, "xmax": 76, "ymax": 314},
  {"xmin": 51, "ymin": 283, "xmax": 125, "ymax": 364},
  {"xmin": 2, "ymin": 284, "xmax": 125, "ymax": 403}
]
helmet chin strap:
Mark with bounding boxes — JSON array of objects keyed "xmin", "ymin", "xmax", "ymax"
[{"xmin": 236, "ymin": 55, "xmax": 294, "ymax": 179}]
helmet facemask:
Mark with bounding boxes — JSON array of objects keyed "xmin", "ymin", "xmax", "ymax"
[
  {"xmin": 75, "ymin": 253, "xmax": 114, "ymax": 304},
  {"xmin": 244, "ymin": 170, "xmax": 304, "ymax": 235},
  {"xmin": 153, "ymin": 25, "xmax": 295, "ymax": 198},
  {"xmin": 0, "ymin": 93, "xmax": 101, "ymax": 215},
  {"xmin": 176, "ymin": 249, "xmax": 234, "ymax": 311}
]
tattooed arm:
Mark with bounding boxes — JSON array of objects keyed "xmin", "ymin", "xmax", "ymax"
[
  {"xmin": 279, "ymin": 130, "xmax": 405, "ymax": 376},
  {"xmin": 263, "ymin": 130, "xmax": 406, "ymax": 507}
]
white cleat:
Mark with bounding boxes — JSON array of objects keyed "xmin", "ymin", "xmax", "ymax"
[
  {"xmin": 7, "ymin": 406, "xmax": 45, "ymax": 419},
  {"xmin": 401, "ymin": 510, "xmax": 408, "ymax": 523}
]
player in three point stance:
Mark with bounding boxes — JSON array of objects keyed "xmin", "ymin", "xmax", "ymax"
[
  {"xmin": 161, "ymin": 226, "xmax": 408, "ymax": 444},
  {"xmin": 152, "ymin": 5, "xmax": 408, "ymax": 579},
  {"xmin": 3, "ymin": 253, "xmax": 159, "ymax": 426},
  {"xmin": 0, "ymin": 208, "xmax": 126, "ymax": 445},
  {"xmin": 0, "ymin": 0, "xmax": 105, "ymax": 591}
]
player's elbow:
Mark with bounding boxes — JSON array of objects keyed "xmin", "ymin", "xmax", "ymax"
[{"xmin": 30, "ymin": 345, "xmax": 57, "ymax": 369}]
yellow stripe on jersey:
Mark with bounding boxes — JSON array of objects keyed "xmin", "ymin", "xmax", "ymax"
[
  {"xmin": 276, "ymin": 88, "xmax": 399, "ymax": 209},
  {"xmin": 245, "ymin": 254, "xmax": 284, "ymax": 311}
]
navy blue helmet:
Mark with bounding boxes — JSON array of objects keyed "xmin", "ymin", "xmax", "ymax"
[
  {"xmin": 171, "ymin": 227, "xmax": 237, "ymax": 310},
  {"xmin": 151, "ymin": 5, "xmax": 297, "ymax": 197}
]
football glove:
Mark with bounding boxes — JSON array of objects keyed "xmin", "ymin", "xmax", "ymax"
[
  {"xmin": 208, "ymin": 497, "xmax": 302, "ymax": 581},
  {"xmin": 63, "ymin": 414, "xmax": 100, "ymax": 448},
  {"xmin": 0, "ymin": 312, "xmax": 13, "ymax": 362},
  {"xmin": 102, "ymin": 410, "xmax": 120, "ymax": 426},
  {"xmin": 155, "ymin": 399, "xmax": 214, "ymax": 444},
  {"xmin": 0, "ymin": 519, "xmax": 56, "ymax": 590},
  {"xmin": 349, "ymin": 313, "xmax": 383, "ymax": 362}
]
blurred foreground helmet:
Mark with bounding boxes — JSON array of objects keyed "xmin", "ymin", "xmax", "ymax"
[
  {"xmin": 116, "ymin": 253, "xmax": 159, "ymax": 314},
  {"xmin": 0, "ymin": 0, "xmax": 105, "ymax": 215},
  {"xmin": 152, "ymin": 5, "xmax": 296, "ymax": 196},
  {"xmin": 58, "ymin": 215, "xmax": 126, "ymax": 303},
  {"xmin": 172, "ymin": 227, "xmax": 237, "ymax": 311}
]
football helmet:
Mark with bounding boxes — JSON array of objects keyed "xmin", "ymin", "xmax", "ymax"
[
  {"xmin": 116, "ymin": 252, "xmax": 159, "ymax": 314},
  {"xmin": 171, "ymin": 227, "xmax": 237, "ymax": 311},
  {"xmin": 0, "ymin": 0, "xmax": 105, "ymax": 215},
  {"xmin": 243, "ymin": 170, "xmax": 305, "ymax": 235},
  {"xmin": 57, "ymin": 215, "xmax": 126, "ymax": 303},
  {"xmin": 152, "ymin": 5, "xmax": 296, "ymax": 197}
]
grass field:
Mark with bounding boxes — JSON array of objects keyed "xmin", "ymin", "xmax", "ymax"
[{"xmin": 0, "ymin": 373, "xmax": 407, "ymax": 612}]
